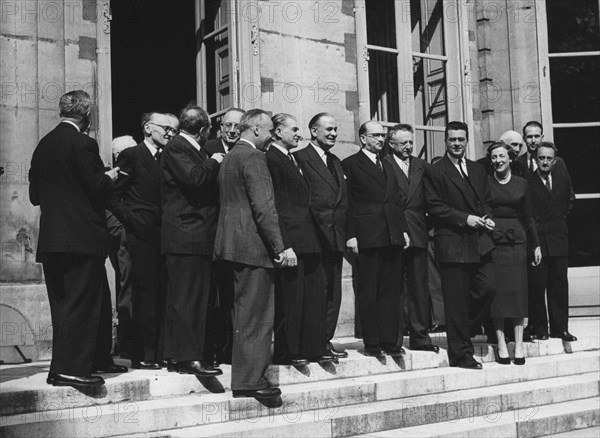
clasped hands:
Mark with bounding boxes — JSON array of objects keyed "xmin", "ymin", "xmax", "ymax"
[
  {"xmin": 466, "ymin": 214, "xmax": 495, "ymax": 230},
  {"xmin": 273, "ymin": 248, "xmax": 298, "ymax": 268},
  {"xmin": 346, "ymin": 232, "xmax": 411, "ymax": 255}
]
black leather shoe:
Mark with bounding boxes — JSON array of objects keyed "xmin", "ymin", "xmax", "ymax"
[
  {"xmin": 550, "ymin": 331, "xmax": 577, "ymax": 342},
  {"xmin": 496, "ymin": 356, "xmax": 511, "ymax": 365},
  {"xmin": 178, "ymin": 360, "xmax": 223, "ymax": 377},
  {"xmin": 47, "ymin": 372, "xmax": 105, "ymax": 388},
  {"xmin": 363, "ymin": 347, "xmax": 384, "ymax": 357},
  {"xmin": 523, "ymin": 332, "xmax": 534, "ymax": 342},
  {"xmin": 328, "ymin": 345, "xmax": 348, "ymax": 359},
  {"xmin": 454, "ymin": 355, "xmax": 483, "ymax": 370},
  {"xmin": 131, "ymin": 361, "xmax": 161, "ymax": 370},
  {"xmin": 96, "ymin": 364, "xmax": 128, "ymax": 373},
  {"xmin": 233, "ymin": 386, "xmax": 282, "ymax": 399},
  {"xmin": 165, "ymin": 359, "xmax": 179, "ymax": 372},
  {"xmin": 537, "ymin": 332, "xmax": 550, "ymax": 341},
  {"xmin": 317, "ymin": 354, "xmax": 334, "ymax": 365},
  {"xmin": 428, "ymin": 324, "xmax": 446, "ymax": 333},
  {"xmin": 291, "ymin": 358, "xmax": 309, "ymax": 367},
  {"xmin": 410, "ymin": 344, "xmax": 440, "ymax": 353},
  {"xmin": 382, "ymin": 346, "xmax": 406, "ymax": 357},
  {"xmin": 513, "ymin": 357, "xmax": 526, "ymax": 365}
]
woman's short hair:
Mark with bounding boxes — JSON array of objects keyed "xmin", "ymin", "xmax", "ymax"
[{"xmin": 486, "ymin": 141, "xmax": 516, "ymax": 161}]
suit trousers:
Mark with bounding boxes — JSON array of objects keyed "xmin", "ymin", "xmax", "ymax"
[
  {"xmin": 356, "ymin": 246, "xmax": 404, "ymax": 348},
  {"xmin": 43, "ymin": 254, "xmax": 113, "ymax": 376},
  {"xmin": 129, "ymin": 236, "xmax": 166, "ymax": 362},
  {"xmin": 323, "ymin": 248, "xmax": 343, "ymax": 342},
  {"xmin": 439, "ymin": 257, "xmax": 495, "ymax": 364},
  {"xmin": 274, "ymin": 253, "xmax": 326, "ymax": 359},
  {"xmin": 108, "ymin": 241, "xmax": 133, "ymax": 358},
  {"xmin": 164, "ymin": 254, "xmax": 212, "ymax": 361},
  {"xmin": 528, "ymin": 256, "xmax": 569, "ymax": 334},
  {"xmin": 205, "ymin": 260, "xmax": 234, "ymax": 364},
  {"xmin": 230, "ymin": 263, "xmax": 275, "ymax": 391},
  {"xmin": 427, "ymin": 242, "xmax": 445, "ymax": 326},
  {"xmin": 404, "ymin": 247, "xmax": 433, "ymax": 347}
]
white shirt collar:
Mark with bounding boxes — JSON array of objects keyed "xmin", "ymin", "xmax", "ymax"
[
  {"xmin": 180, "ymin": 132, "xmax": 201, "ymax": 151},
  {"xmin": 221, "ymin": 139, "xmax": 230, "ymax": 153},
  {"xmin": 143, "ymin": 139, "xmax": 159, "ymax": 157},
  {"xmin": 362, "ymin": 148, "xmax": 378, "ymax": 164},
  {"xmin": 393, "ymin": 153, "xmax": 409, "ymax": 168},
  {"xmin": 271, "ymin": 143, "xmax": 289, "ymax": 156},
  {"xmin": 238, "ymin": 138, "xmax": 257, "ymax": 149},
  {"xmin": 447, "ymin": 154, "xmax": 468, "ymax": 176},
  {"xmin": 61, "ymin": 120, "xmax": 80, "ymax": 132},
  {"xmin": 310, "ymin": 143, "xmax": 328, "ymax": 165}
]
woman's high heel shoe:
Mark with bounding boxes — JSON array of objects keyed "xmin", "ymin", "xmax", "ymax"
[
  {"xmin": 497, "ymin": 356, "xmax": 511, "ymax": 365},
  {"xmin": 513, "ymin": 357, "xmax": 526, "ymax": 365}
]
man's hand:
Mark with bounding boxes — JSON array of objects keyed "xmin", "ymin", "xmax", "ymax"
[
  {"xmin": 273, "ymin": 251, "xmax": 288, "ymax": 268},
  {"xmin": 532, "ymin": 246, "xmax": 542, "ymax": 266},
  {"xmin": 105, "ymin": 166, "xmax": 120, "ymax": 182},
  {"xmin": 483, "ymin": 216, "xmax": 495, "ymax": 231},
  {"xmin": 346, "ymin": 237, "xmax": 358, "ymax": 255},
  {"xmin": 284, "ymin": 248, "xmax": 298, "ymax": 267},
  {"xmin": 403, "ymin": 232, "xmax": 411, "ymax": 250},
  {"xmin": 466, "ymin": 215, "xmax": 487, "ymax": 228},
  {"xmin": 211, "ymin": 153, "xmax": 225, "ymax": 164}
]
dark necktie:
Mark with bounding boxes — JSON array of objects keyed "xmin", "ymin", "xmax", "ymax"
[
  {"xmin": 375, "ymin": 154, "xmax": 383, "ymax": 172},
  {"xmin": 155, "ymin": 150, "xmax": 161, "ymax": 161},
  {"xmin": 325, "ymin": 151, "xmax": 339, "ymax": 183},
  {"xmin": 529, "ymin": 157, "xmax": 534, "ymax": 173},
  {"xmin": 288, "ymin": 152, "xmax": 296, "ymax": 167},
  {"xmin": 458, "ymin": 158, "xmax": 469, "ymax": 180},
  {"xmin": 544, "ymin": 175, "xmax": 552, "ymax": 192}
]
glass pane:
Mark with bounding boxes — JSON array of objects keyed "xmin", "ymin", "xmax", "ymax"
[
  {"xmin": 547, "ymin": 0, "xmax": 600, "ymax": 53},
  {"xmin": 369, "ymin": 51, "xmax": 399, "ymax": 122},
  {"xmin": 414, "ymin": 129, "xmax": 446, "ymax": 163},
  {"xmin": 411, "ymin": 0, "xmax": 446, "ymax": 56},
  {"xmin": 553, "ymin": 127, "xmax": 600, "ymax": 194},
  {"xmin": 550, "ymin": 57, "xmax": 600, "ymax": 123},
  {"xmin": 413, "ymin": 57, "xmax": 448, "ymax": 128},
  {"xmin": 568, "ymin": 199, "xmax": 600, "ymax": 267},
  {"xmin": 366, "ymin": 0, "xmax": 397, "ymax": 48}
]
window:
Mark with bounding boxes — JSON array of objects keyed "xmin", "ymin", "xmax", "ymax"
[
  {"xmin": 355, "ymin": 0, "xmax": 472, "ymax": 161},
  {"xmin": 537, "ymin": 0, "xmax": 600, "ymax": 267}
]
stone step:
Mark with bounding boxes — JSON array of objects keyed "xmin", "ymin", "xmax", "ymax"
[
  {"xmin": 115, "ymin": 372, "xmax": 599, "ymax": 438},
  {"xmin": 2, "ymin": 335, "xmax": 597, "ymax": 417},
  {"xmin": 3, "ymin": 353, "xmax": 595, "ymax": 438},
  {"xmin": 351, "ymin": 397, "xmax": 600, "ymax": 438}
]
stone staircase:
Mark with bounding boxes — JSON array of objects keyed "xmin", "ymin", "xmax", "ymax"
[{"xmin": 1, "ymin": 320, "xmax": 599, "ymax": 438}]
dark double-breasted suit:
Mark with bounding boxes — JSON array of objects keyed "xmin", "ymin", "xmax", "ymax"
[
  {"xmin": 342, "ymin": 150, "xmax": 409, "ymax": 349},
  {"xmin": 424, "ymin": 155, "xmax": 496, "ymax": 364},
  {"xmin": 385, "ymin": 154, "xmax": 435, "ymax": 348},
  {"xmin": 294, "ymin": 144, "xmax": 348, "ymax": 345},
  {"xmin": 214, "ymin": 140, "xmax": 285, "ymax": 391},
  {"xmin": 112, "ymin": 141, "xmax": 165, "ymax": 362},
  {"xmin": 29, "ymin": 122, "xmax": 114, "ymax": 375},
  {"xmin": 204, "ymin": 138, "xmax": 227, "ymax": 155},
  {"xmin": 527, "ymin": 170, "xmax": 575, "ymax": 336},
  {"xmin": 266, "ymin": 145, "xmax": 326, "ymax": 360},
  {"xmin": 161, "ymin": 134, "xmax": 221, "ymax": 362}
]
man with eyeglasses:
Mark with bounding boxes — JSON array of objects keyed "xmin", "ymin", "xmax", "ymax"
[
  {"xmin": 205, "ymin": 108, "xmax": 245, "ymax": 155},
  {"xmin": 383, "ymin": 124, "xmax": 439, "ymax": 354},
  {"xmin": 111, "ymin": 112, "xmax": 178, "ymax": 370},
  {"xmin": 342, "ymin": 121, "xmax": 411, "ymax": 358},
  {"xmin": 424, "ymin": 121, "xmax": 496, "ymax": 370}
]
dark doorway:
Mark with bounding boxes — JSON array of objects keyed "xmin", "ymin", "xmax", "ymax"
[{"xmin": 110, "ymin": 0, "xmax": 197, "ymax": 142}]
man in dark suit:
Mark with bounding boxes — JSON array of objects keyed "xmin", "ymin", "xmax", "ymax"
[
  {"xmin": 527, "ymin": 142, "xmax": 577, "ymax": 342},
  {"xmin": 161, "ymin": 105, "xmax": 224, "ymax": 377},
  {"xmin": 204, "ymin": 108, "xmax": 245, "ymax": 155},
  {"xmin": 29, "ymin": 90, "xmax": 126, "ymax": 388},
  {"xmin": 214, "ymin": 109, "xmax": 288, "ymax": 400},
  {"xmin": 294, "ymin": 113, "xmax": 349, "ymax": 359},
  {"xmin": 343, "ymin": 121, "xmax": 410, "ymax": 357},
  {"xmin": 424, "ymin": 121, "xmax": 496, "ymax": 369},
  {"xmin": 111, "ymin": 113, "xmax": 179, "ymax": 369},
  {"xmin": 384, "ymin": 123, "xmax": 439, "ymax": 353},
  {"xmin": 266, "ymin": 113, "xmax": 330, "ymax": 366},
  {"xmin": 203, "ymin": 108, "xmax": 244, "ymax": 366}
]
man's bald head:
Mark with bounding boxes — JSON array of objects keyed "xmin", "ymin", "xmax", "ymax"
[{"xmin": 499, "ymin": 130, "xmax": 524, "ymax": 155}]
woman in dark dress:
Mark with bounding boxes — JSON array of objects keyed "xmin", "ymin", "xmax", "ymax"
[{"xmin": 488, "ymin": 142, "xmax": 541, "ymax": 365}]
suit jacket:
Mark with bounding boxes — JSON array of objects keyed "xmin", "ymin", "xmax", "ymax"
[
  {"xmin": 342, "ymin": 151, "xmax": 409, "ymax": 249},
  {"xmin": 204, "ymin": 138, "xmax": 227, "ymax": 155},
  {"xmin": 111, "ymin": 142, "xmax": 161, "ymax": 245},
  {"xmin": 29, "ymin": 122, "xmax": 113, "ymax": 259},
  {"xmin": 424, "ymin": 155, "xmax": 494, "ymax": 263},
  {"xmin": 214, "ymin": 141, "xmax": 284, "ymax": 268},
  {"xmin": 294, "ymin": 144, "xmax": 348, "ymax": 253},
  {"xmin": 265, "ymin": 146, "xmax": 321, "ymax": 255},
  {"xmin": 527, "ymin": 171, "xmax": 574, "ymax": 257},
  {"xmin": 161, "ymin": 134, "xmax": 220, "ymax": 256},
  {"xmin": 384, "ymin": 154, "xmax": 430, "ymax": 249}
]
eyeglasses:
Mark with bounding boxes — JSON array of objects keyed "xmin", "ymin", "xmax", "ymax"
[
  {"xmin": 364, "ymin": 133, "xmax": 386, "ymax": 138},
  {"xmin": 389, "ymin": 140, "xmax": 414, "ymax": 146},
  {"xmin": 148, "ymin": 122, "xmax": 178, "ymax": 135},
  {"xmin": 222, "ymin": 122, "xmax": 240, "ymax": 131}
]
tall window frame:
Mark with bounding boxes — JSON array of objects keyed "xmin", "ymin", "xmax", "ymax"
[{"xmin": 355, "ymin": 0, "xmax": 474, "ymax": 160}]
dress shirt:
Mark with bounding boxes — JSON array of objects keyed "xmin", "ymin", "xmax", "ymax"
[
  {"xmin": 527, "ymin": 152, "xmax": 538, "ymax": 172},
  {"xmin": 180, "ymin": 132, "xmax": 202, "ymax": 152},
  {"xmin": 61, "ymin": 120, "xmax": 80, "ymax": 132},
  {"xmin": 310, "ymin": 143, "xmax": 328, "ymax": 166},
  {"xmin": 143, "ymin": 139, "xmax": 159, "ymax": 158},
  {"xmin": 538, "ymin": 171, "xmax": 552, "ymax": 191},
  {"xmin": 393, "ymin": 154, "xmax": 410, "ymax": 177},
  {"xmin": 447, "ymin": 154, "xmax": 469, "ymax": 177},
  {"xmin": 362, "ymin": 148, "xmax": 379, "ymax": 165}
]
